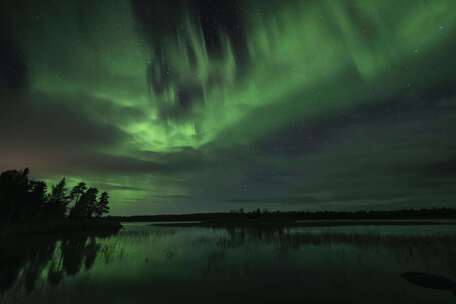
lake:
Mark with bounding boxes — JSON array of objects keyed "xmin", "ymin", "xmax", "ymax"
[{"xmin": 2, "ymin": 223, "xmax": 456, "ymax": 303}]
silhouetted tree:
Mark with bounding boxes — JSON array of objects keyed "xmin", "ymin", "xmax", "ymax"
[
  {"xmin": 46, "ymin": 178, "xmax": 70, "ymax": 218},
  {"xmin": 94, "ymin": 191, "xmax": 110, "ymax": 217},
  {"xmin": 0, "ymin": 168, "xmax": 113, "ymax": 228},
  {"xmin": 85, "ymin": 188, "xmax": 99, "ymax": 217},
  {"xmin": 69, "ymin": 182, "xmax": 87, "ymax": 204},
  {"xmin": 28, "ymin": 181, "xmax": 48, "ymax": 217},
  {"xmin": 70, "ymin": 187, "xmax": 98, "ymax": 218},
  {"xmin": 0, "ymin": 168, "xmax": 31, "ymax": 220},
  {"xmin": 68, "ymin": 182, "xmax": 87, "ymax": 218}
]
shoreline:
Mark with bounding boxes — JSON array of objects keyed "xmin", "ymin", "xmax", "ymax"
[{"xmin": 148, "ymin": 219, "xmax": 456, "ymax": 228}]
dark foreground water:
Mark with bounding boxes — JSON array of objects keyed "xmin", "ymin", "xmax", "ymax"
[{"xmin": 2, "ymin": 223, "xmax": 456, "ymax": 303}]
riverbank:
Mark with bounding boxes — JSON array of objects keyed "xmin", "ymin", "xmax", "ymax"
[
  {"xmin": 149, "ymin": 219, "xmax": 456, "ymax": 228},
  {"xmin": 114, "ymin": 208, "xmax": 456, "ymax": 223}
]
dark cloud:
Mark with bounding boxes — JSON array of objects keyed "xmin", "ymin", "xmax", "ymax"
[
  {"xmin": 0, "ymin": 13, "xmax": 28, "ymax": 91},
  {"xmin": 228, "ymin": 196, "xmax": 322, "ymax": 205},
  {"xmin": 249, "ymin": 64, "xmax": 456, "ymax": 156},
  {"xmin": 419, "ymin": 158, "xmax": 456, "ymax": 178},
  {"xmin": 0, "ymin": 92, "xmax": 127, "ymax": 149},
  {"xmin": 94, "ymin": 183, "xmax": 149, "ymax": 192},
  {"xmin": 68, "ymin": 153, "xmax": 201, "ymax": 176},
  {"xmin": 0, "ymin": 91, "xmax": 132, "ymax": 173}
]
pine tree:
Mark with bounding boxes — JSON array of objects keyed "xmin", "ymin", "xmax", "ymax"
[
  {"xmin": 0, "ymin": 168, "xmax": 31, "ymax": 220},
  {"xmin": 47, "ymin": 178, "xmax": 70, "ymax": 218},
  {"xmin": 29, "ymin": 181, "xmax": 47, "ymax": 216},
  {"xmin": 86, "ymin": 188, "xmax": 99, "ymax": 217},
  {"xmin": 70, "ymin": 182, "xmax": 87, "ymax": 204},
  {"xmin": 73, "ymin": 187, "xmax": 98, "ymax": 218},
  {"xmin": 94, "ymin": 191, "xmax": 110, "ymax": 217},
  {"xmin": 69, "ymin": 182, "xmax": 87, "ymax": 218},
  {"xmin": 0, "ymin": 168, "xmax": 112, "ymax": 220}
]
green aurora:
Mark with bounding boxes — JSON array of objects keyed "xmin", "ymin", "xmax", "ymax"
[{"xmin": 1, "ymin": 0, "xmax": 456, "ymax": 214}]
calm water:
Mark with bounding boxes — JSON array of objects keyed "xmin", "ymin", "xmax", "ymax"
[{"xmin": 2, "ymin": 223, "xmax": 456, "ymax": 303}]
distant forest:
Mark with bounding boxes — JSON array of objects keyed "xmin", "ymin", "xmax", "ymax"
[
  {"xmin": 114, "ymin": 207, "xmax": 456, "ymax": 222},
  {"xmin": 0, "ymin": 168, "xmax": 110, "ymax": 222}
]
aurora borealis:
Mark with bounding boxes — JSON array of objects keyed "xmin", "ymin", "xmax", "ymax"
[{"xmin": 1, "ymin": 0, "xmax": 456, "ymax": 215}]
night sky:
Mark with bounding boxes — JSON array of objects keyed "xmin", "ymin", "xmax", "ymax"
[{"xmin": 1, "ymin": 0, "xmax": 456, "ymax": 215}]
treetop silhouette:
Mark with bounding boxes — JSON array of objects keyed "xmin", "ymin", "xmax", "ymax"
[{"xmin": 0, "ymin": 168, "xmax": 111, "ymax": 222}]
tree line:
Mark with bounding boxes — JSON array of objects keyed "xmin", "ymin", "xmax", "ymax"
[
  {"xmin": 116, "ymin": 207, "xmax": 456, "ymax": 222},
  {"xmin": 0, "ymin": 168, "xmax": 110, "ymax": 222}
]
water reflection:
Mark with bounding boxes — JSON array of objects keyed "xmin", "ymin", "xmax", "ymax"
[
  {"xmin": 215, "ymin": 226, "xmax": 456, "ymax": 261},
  {"xmin": 0, "ymin": 230, "xmax": 120, "ymax": 296},
  {"xmin": 2, "ymin": 225, "xmax": 456, "ymax": 303},
  {"xmin": 401, "ymin": 272, "xmax": 456, "ymax": 294}
]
